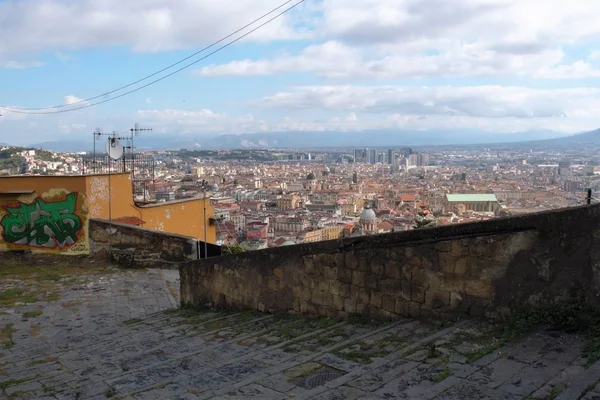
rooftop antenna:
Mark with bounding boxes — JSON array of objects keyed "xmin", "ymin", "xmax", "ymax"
[
  {"xmin": 106, "ymin": 134, "xmax": 123, "ymax": 261},
  {"xmin": 92, "ymin": 128, "xmax": 103, "ymax": 173},
  {"xmin": 129, "ymin": 123, "xmax": 152, "ymax": 157},
  {"xmin": 129, "ymin": 123, "xmax": 152, "ymax": 183}
]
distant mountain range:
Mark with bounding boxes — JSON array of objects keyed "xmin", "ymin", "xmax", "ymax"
[{"xmin": 14, "ymin": 127, "xmax": 600, "ymax": 152}]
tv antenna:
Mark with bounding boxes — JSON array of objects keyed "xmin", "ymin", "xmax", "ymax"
[
  {"xmin": 91, "ymin": 128, "xmax": 104, "ymax": 173},
  {"xmin": 129, "ymin": 123, "xmax": 152, "ymax": 157}
]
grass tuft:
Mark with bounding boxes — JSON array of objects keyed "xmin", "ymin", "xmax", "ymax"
[{"xmin": 22, "ymin": 310, "xmax": 43, "ymax": 319}]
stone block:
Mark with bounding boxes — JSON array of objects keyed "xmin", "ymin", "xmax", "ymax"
[
  {"xmin": 454, "ymin": 258, "xmax": 468, "ymax": 275},
  {"xmin": 421, "ymin": 256, "xmax": 434, "ymax": 269},
  {"xmin": 333, "ymin": 295, "xmax": 345, "ymax": 310},
  {"xmin": 376, "ymin": 309, "xmax": 398, "ymax": 321},
  {"xmin": 411, "ymin": 284, "xmax": 426, "ymax": 303},
  {"xmin": 380, "ymin": 278, "xmax": 403, "ymax": 296},
  {"xmin": 267, "ymin": 277, "xmax": 279, "ymax": 291},
  {"xmin": 395, "ymin": 299, "xmax": 409, "ymax": 315},
  {"xmin": 292, "ymin": 297, "xmax": 301, "ymax": 312},
  {"xmin": 304, "ymin": 257, "xmax": 316, "ymax": 274},
  {"xmin": 311, "ymin": 290, "xmax": 333, "ymax": 306},
  {"xmin": 440, "ymin": 275, "xmax": 465, "ymax": 293},
  {"xmin": 451, "ymin": 240, "xmax": 464, "ymax": 257},
  {"xmin": 330, "ymin": 281, "xmax": 351, "ymax": 297},
  {"xmin": 428, "ymin": 272, "xmax": 441, "ymax": 289},
  {"xmin": 351, "ymin": 285, "xmax": 370, "ymax": 305},
  {"xmin": 371, "ymin": 261, "xmax": 384, "ymax": 275},
  {"xmin": 364, "ymin": 274, "xmax": 379, "ymax": 290},
  {"xmin": 299, "ymin": 299, "xmax": 317, "ymax": 314},
  {"xmin": 465, "ymin": 280, "xmax": 494, "ymax": 299},
  {"xmin": 438, "ymin": 251, "xmax": 455, "ymax": 273},
  {"xmin": 401, "ymin": 280, "xmax": 412, "ymax": 301},
  {"xmin": 334, "ymin": 253, "xmax": 345, "ymax": 267},
  {"xmin": 345, "ymin": 252, "xmax": 359, "ymax": 270},
  {"xmin": 408, "ymin": 302, "xmax": 421, "ymax": 317},
  {"xmin": 435, "ymin": 241, "xmax": 452, "ymax": 252},
  {"xmin": 337, "ymin": 268, "xmax": 353, "ymax": 284},
  {"xmin": 412, "ymin": 268, "xmax": 430, "ymax": 287},
  {"xmin": 370, "ymin": 291, "xmax": 383, "ymax": 308},
  {"xmin": 402, "ymin": 265, "xmax": 412, "ymax": 280},
  {"xmin": 323, "ymin": 266, "xmax": 338, "ymax": 280},
  {"xmin": 405, "ymin": 248, "xmax": 422, "ymax": 266},
  {"xmin": 358, "ymin": 257, "xmax": 370, "ymax": 272},
  {"xmin": 385, "ymin": 262, "xmax": 403, "ymax": 279},
  {"xmin": 352, "ymin": 270, "xmax": 365, "ymax": 287},
  {"xmin": 316, "ymin": 280, "xmax": 330, "ymax": 293},
  {"xmin": 426, "ymin": 290, "xmax": 450, "ymax": 309},
  {"xmin": 450, "ymin": 292, "xmax": 463, "ymax": 308},
  {"xmin": 356, "ymin": 302, "xmax": 367, "ymax": 313},
  {"xmin": 314, "ymin": 253, "xmax": 332, "ymax": 266},
  {"xmin": 343, "ymin": 298, "xmax": 357, "ymax": 313},
  {"xmin": 382, "ymin": 295, "xmax": 396, "ymax": 313}
]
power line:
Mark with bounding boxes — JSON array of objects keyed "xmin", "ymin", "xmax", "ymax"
[{"xmin": 1, "ymin": 0, "xmax": 304, "ymax": 115}]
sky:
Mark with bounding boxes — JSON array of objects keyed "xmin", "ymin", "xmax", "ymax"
[{"xmin": 1, "ymin": 0, "xmax": 600, "ymax": 145}]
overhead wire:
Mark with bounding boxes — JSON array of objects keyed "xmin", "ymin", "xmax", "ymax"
[{"xmin": 1, "ymin": 0, "xmax": 304, "ymax": 115}]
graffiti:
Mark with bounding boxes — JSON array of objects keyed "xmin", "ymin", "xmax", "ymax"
[
  {"xmin": 69, "ymin": 244, "xmax": 88, "ymax": 253},
  {"xmin": 1, "ymin": 193, "xmax": 83, "ymax": 249}
]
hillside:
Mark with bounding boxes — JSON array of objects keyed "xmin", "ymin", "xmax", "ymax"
[{"xmin": 0, "ymin": 147, "xmax": 26, "ymax": 172}]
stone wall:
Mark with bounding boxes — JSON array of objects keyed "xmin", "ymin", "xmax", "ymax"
[
  {"xmin": 89, "ymin": 218, "xmax": 200, "ymax": 269},
  {"xmin": 180, "ymin": 204, "xmax": 600, "ymax": 320}
]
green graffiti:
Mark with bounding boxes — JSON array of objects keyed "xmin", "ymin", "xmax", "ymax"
[{"xmin": 1, "ymin": 193, "xmax": 83, "ymax": 249}]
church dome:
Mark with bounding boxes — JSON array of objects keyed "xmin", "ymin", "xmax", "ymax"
[
  {"xmin": 359, "ymin": 208, "xmax": 377, "ymax": 222},
  {"xmin": 280, "ymin": 240, "xmax": 296, "ymax": 246},
  {"xmin": 306, "ymin": 172, "xmax": 316, "ymax": 180}
]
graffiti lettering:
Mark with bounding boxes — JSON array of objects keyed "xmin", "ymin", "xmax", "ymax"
[
  {"xmin": 1, "ymin": 193, "xmax": 83, "ymax": 249},
  {"xmin": 69, "ymin": 244, "xmax": 87, "ymax": 253}
]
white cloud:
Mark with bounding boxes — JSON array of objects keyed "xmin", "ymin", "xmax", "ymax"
[
  {"xmin": 0, "ymin": 0, "xmax": 304, "ymax": 58},
  {"xmin": 254, "ymin": 85, "xmax": 600, "ymax": 130},
  {"xmin": 1, "ymin": 60, "xmax": 44, "ymax": 69},
  {"xmin": 196, "ymin": 0, "xmax": 600, "ymax": 79},
  {"xmin": 64, "ymin": 95, "xmax": 89, "ymax": 106},
  {"xmin": 198, "ymin": 41, "xmax": 598, "ymax": 79}
]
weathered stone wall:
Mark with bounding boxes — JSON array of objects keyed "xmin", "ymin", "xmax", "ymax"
[
  {"xmin": 90, "ymin": 218, "xmax": 199, "ymax": 269},
  {"xmin": 180, "ymin": 204, "xmax": 600, "ymax": 320}
]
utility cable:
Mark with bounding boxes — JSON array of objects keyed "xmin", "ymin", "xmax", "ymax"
[{"xmin": 1, "ymin": 0, "xmax": 304, "ymax": 114}]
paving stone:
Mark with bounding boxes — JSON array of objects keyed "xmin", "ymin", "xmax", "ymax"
[
  {"xmin": 466, "ymin": 358, "xmax": 527, "ymax": 389},
  {"xmin": 346, "ymin": 359, "xmax": 420, "ymax": 392},
  {"xmin": 310, "ymin": 385, "xmax": 366, "ymax": 400},
  {"xmin": 186, "ymin": 371, "xmax": 234, "ymax": 393},
  {"xmin": 372, "ymin": 364, "xmax": 457, "ymax": 399},
  {"xmin": 1, "ymin": 268, "xmax": 595, "ymax": 399},
  {"xmin": 433, "ymin": 381, "xmax": 520, "ymax": 399},
  {"xmin": 530, "ymin": 365, "xmax": 586, "ymax": 399},
  {"xmin": 222, "ymin": 383, "xmax": 283, "ymax": 399},
  {"xmin": 498, "ymin": 361, "xmax": 567, "ymax": 396},
  {"xmin": 5, "ymin": 380, "xmax": 43, "ymax": 395}
]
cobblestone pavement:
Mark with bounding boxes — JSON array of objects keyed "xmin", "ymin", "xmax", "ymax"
[{"xmin": 1, "ymin": 267, "xmax": 599, "ymax": 399}]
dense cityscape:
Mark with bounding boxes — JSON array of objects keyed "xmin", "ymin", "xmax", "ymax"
[{"xmin": 1, "ymin": 137, "xmax": 594, "ymax": 252}]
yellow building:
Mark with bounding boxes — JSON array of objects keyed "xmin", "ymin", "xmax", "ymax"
[
  {"xmin": 0, "ymin": 173, "xmax": 216, "ymax": 255},
  {"xmin": 277, "ymin": 194, "xmax": 301, "ymax": 210},
  {"xmin": 303, "ymin": 226, "xmax": 344, "ymax": 243}
]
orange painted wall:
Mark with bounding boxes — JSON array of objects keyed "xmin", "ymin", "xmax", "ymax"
[
  {"xmin": 84, "ymin": 173, "xmax": 216, "ymax": 243},
  {"xmin": 0, "ymin": 173, "xmax": 217, "ymax": 255}
]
